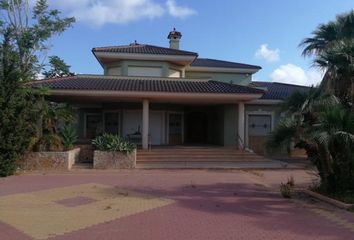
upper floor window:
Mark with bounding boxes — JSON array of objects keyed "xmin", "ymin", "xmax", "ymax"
[
  {"xmin": 128, "ymin": 66, "xmax": 162, "ymax": 77},
  {"xmin": 169, "ymin": 69, "xmax": 181, "ymax": 78},
  {"xmin": 106, "ymin": 67, "xmax": 121, "ymax": 76}
]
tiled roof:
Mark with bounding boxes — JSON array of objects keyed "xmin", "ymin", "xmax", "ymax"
[
  {"xmin": 30, "ymin": 75, "xmax": 264, "ymax": 95},
  {"xmin": 92, "ymin": 44, "xmax": 198, "ymax": 56},
  {"xmin": 250, "ymin": 81, "xmax": 311, "ymax": 100},
  {"xmin": 191, "ymin": 58, "xmax": 261, "ymax": 69}
]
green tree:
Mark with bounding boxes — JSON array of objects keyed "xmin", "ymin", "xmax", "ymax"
[
  {"xmin": 43, "ymin": 56, "xmax": 74, "ymax": 78},
  {"xmin": 0, "ymin": 0, "xmax": 75, "ymax": 78},
  {"xmin": 300, "ymin": 10, "xmax": 354, "ymax": 107},
  {"xmin": 0, "ymin": 0, "xmax": 74, "ymax": 176},
  {"xmin": 267, "ymin": 89, "xmax": 354, "ymax": 193},
  {"xmin": 0, "ymin": 31, "xmax": 39, "ymax": 176}
]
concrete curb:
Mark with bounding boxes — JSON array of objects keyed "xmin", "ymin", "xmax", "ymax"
[{"xmin": 297, "ymin": 188, "xmax": 354, "ymax": 210}]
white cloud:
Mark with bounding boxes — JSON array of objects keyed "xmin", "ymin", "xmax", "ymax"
[
  {"xmin": 46, "ymin": 0, "xmax": 196, "ymax": 27},
  {"xmin": 255, "ymin": 44, "xmax": 280, "ymax": 63},
  {"xmin": 166, "ymin": 0, "xmax": 197, "ymax": 18},
  {"xmin": 270, "ymin": 64, "xmax": 323, "ymax": 86}
]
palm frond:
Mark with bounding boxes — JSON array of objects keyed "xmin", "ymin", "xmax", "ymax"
[{"xmin": 266, "ymin": 118, "xmax": 299, "ymax": 151}]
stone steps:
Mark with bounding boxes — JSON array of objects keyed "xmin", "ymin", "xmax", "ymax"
[
  {"xmin": 137, "ymin": 147, "xmax": 272, "ymax": 165},
  {"xmin": 136, "ymin": 161, "xmax": 286, "ymax": 169}
]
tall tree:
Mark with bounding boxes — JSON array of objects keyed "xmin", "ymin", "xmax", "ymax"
[
  {"xmin": 299, "ymin": 10, "xmax": 354, "ymax": 107},
  {"xmin": 0, "ymin": 0, "xmax": 74, "ymax": 176},
  {"xmin": 0, "ymin": 0, "xmax": 75, "ymax": 79},
  {"xmin": 0, "ymin": 30, "xmax": 38, "ymax": 176}
]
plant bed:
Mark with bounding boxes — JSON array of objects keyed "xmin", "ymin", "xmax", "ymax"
[
  {"xmin": 92, "ymin": 133, "xmax": 137, "ymax": 169},
  {"xmin": 22, "ymin": 148, "xmax": 80, "ymax": 171},
  {"xmin": 93, "ymin": 150, "xmax": 136, "ymax": 169},
  {"xmin": 296, "ymin": 188, "xmax": 354, "ymax": 210}
]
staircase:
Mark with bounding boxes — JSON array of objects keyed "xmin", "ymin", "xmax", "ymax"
[{"xmin": 136, "ymin": 147, "xmax": 284, "ymax": 169}]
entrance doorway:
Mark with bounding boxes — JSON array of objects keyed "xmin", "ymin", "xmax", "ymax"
[{"xmin": 185, "ymin": 112, "xmax": 208, "ymax": 144}]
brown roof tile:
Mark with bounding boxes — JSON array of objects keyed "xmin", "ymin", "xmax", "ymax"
[
  {"xmin": 30, "ymin": 75, "xmax": 265, "ymax": 95},
  {"xmin": 250, "ymin": 81, "xmax": 312, "ymax": 100},
  {"xmin": 191, "ymin": 58, "xmax": 261, "ymax": 69}
]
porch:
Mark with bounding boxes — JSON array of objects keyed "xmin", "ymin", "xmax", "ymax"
[
  {"xmin": 36, "ymin": 75, "xmax": 280, "ymax": 165},
  {"xmin": 74, "ymin": 101, "xmax": 247, "ymax": 151}
]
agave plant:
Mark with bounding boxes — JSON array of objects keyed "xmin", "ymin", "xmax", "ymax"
[
  {"xmin": 92, "ymin": 133, "xmax": 136, "ymax": 154},
  {"xmin": 60, "ymin": 124, "xmax": 78, "ymax": 151}
]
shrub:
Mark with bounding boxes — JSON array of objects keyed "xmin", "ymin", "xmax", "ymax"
[
  {"xmin": 35, "ymin": 134, "xmax": 63, "ymax": 152},
  {"xmin": 0, "ymin": 85, "xmax": 39, "ymax": 177},
  {"xmin": 60, "ymin": 125, "xmax": 77, "ymax": 151},
  {"xmin": 280, "ymin": 177, "xmax": 296, "ymax": 198},
  {"xmin": 92, "ymin": 133, "xmax": 136, "ymax": 154},
  {"xmin": 287, "ymin": 176, "xmax": 295, "ymax": 187},
  {"xmin": 280, "ymin": 182, "xmax": 293, "ymax": 198}
]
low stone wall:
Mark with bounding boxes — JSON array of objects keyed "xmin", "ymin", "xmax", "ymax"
[
  {"xmin": 93, "ymin": 149, "xmax": 136, "ymax": 169},
  {"xmin": 22, "ymin": 148, "xmax": 80, "ymax": 171}
]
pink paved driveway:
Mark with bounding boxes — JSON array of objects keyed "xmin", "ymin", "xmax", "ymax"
[{"xmin": 0, "ymin": 169, "xmax": 353, "ymax": 240}]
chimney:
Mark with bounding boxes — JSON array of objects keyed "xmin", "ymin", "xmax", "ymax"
[{"xmin": 167, "ymin": 28, "xmax": 182, "ymax": 49}]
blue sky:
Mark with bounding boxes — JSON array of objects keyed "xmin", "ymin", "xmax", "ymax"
[{"xmin": 46, "ymin": 0, "xmax": 354, "ymax": 86}]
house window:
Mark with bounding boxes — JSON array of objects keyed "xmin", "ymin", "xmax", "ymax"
[
  {"xmin": 104, "ymin": 112, "xmax": 120, "ymax": 135},
  {"xmin": 248, "ymin": 114, "xmax": 272, "ymax": 136},
  {"xmin": 106, "ymin": 67, "xmax": 121, "ymax": 76},
  {"xmin": 85, "ymin": 114, "xmax": 103, "ymax": 139},
  {"xmin": 128, "ymin": 66, "xmax": 162, "ymax": 77}
]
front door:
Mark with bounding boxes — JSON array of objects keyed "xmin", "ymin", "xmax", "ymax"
[{"xmin": 168, "ymin": 113, "xmax": 183, "ymax": 145}]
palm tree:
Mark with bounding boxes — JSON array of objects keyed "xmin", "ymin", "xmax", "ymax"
[
  {"xmin": 267, "ymin": 89, "xmax": 354, "ymax": 192},
  {"xmin": 268, "ymin": 10, "xmax": 354, "ymax": 194},
  {"xmin": 300, "ymin": 10, "xmax": 354, "ymax": 107},
  {"xmin": 267, "ymin": 91, "xmax": 342, "ymax": 186}
]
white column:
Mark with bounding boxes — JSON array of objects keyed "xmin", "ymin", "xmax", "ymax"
[
  {"xmin": 238, "ymin": 102, "xmax": 245, "ymax": 149},
  {"xmin": 142, "ymin": 99, "xmax": 149, "ymax": 149},
  {"xmin": 181, "ymin": 68, "xmax": 186, "ymax": 78}
]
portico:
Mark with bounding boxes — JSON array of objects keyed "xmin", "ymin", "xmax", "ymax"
[{"xmin": 139, "ymin": 98, "xmax": 246, "ymax": 150}]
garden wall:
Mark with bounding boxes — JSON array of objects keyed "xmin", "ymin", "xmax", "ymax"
[
  {"xmin": 93, "ymin": 150, "xmax": 136, "ymax": 169},
  {"xmin": 22, "ymin": 148, "xmax": 80, "ymax": 171}
]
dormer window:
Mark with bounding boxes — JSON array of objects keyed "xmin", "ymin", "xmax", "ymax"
[{"xmin": 127, "ymin": 66, "xmax": 163, "ymax": 77}]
